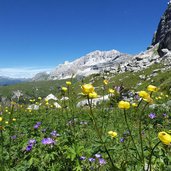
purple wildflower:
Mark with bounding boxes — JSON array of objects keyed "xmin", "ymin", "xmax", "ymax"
[
  {"xmin": 29, "ymin": 139, "xmax": 36, "ymax": 145},
  {"xmin": 89, "ymin": 158, "xmax": 95, "ymax": 162},
  {"xmin": 50, "ymin": 130, "xmax": 60, "ymax": 137},
  {"xmin": 163, "ymin": 113, "xmax": 167, "ymax": 118},
  {"xmin": 149, "ymin": 113, "xmax": 156, "ymax": 119},
  {"xmin": 26, "ymin": 145, "xmax": 33, "ymax": 152},
  {"xmin": 95, "ymin": 153, "xmax": 101, "ymax": 158},
  {"xmin": 37, "ymin": 122, "xmax": 41, "ymax": 125},
  {"xmin": 99, "ymin": 158, "xmax": 106, "ymax": 165},
  {"xmin": 80, "ymin": 156, "xmax": 86, "ymax": 160},
  {"xmin": 120, "ymin": 137, "xmax": 125, "ymax": 143},
  {"xmin": 42, "ymin": 138, "xmax": 55, "ymax": 145},
  {"xmin": 34, "ymin": 122, "xmax": 41, "ymax": 129}
]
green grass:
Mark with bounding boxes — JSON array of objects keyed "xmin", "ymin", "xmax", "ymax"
[{"xmin": 0, "ymin": 63, "xmax": 171, "ymax": 170}]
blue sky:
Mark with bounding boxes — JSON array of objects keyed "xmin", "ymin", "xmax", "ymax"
[{"xmin": 0, "ymin": 0, "xmax": 168, "ymax": 78}]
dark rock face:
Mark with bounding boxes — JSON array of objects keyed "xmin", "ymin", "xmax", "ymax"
[{"xmin": 152, "ymin": 3, "xmax": 171, "ymax": 56}]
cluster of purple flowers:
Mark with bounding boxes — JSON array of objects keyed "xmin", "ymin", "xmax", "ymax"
[
  {"xmin": 42, "ymin": 137, "xmax": 55, "ymax": 145},
  {"xmin": 34, "ymin": 122, "xmax": 41, "ymax": 129},
  {"xmin": 25, "ymin": 139, "xmax": 36, "ymax": 152},
  {"xmin": 80, "ymin": 153, "xmax": 106, "ymax": 166}
]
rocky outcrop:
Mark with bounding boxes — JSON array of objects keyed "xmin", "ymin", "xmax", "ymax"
[{"xmin": 152, "ymin": 1, "xmax": 171, "ymax": 56}]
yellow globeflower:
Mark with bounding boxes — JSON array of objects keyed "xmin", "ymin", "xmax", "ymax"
[
  {"xmin": 108, "ymin": 131, "xmax": 117, "ymax": 138},
  {"xmin": 81, "ymin": 84, "xmax": 94, "ymax": 95},
  {"xmin": 132, "ymin": 103, "xmax": 138, "ymax": 107},
  {"xmin": 0, "ymin": 117, "xmax": 2, "ymax": 122},
  {"xmin": 62, "ymin": 87, "xmax": 68, "ymax": 92},
  {"xmin": 138, "ymin": 91, "xmax": 150, "ymax": 99},
  {"xmin": 5, "ymin": 121, "xmax": 9, "ymax": 124},
  {"xmin": 118, "ymin": 101, "xmax": 130, "ymax": 110},
  {"xmin": 108, "ymin": 88, "xmax": 115, "ymax": 94},
  {"xmin": 66, "ymin": 81, "xmax": 71, "ymax": 86},
  {"xmin": 103, "ymin": 79, "xmax": 109, "ymax": 85},
  {"xmin": 158, "ymin": 131, "xmax": 171, "ymax": 145},
  {"xmin": 147, "ymin": 85, "xmax": 158, "ymax": 92},
  {"xmin": 12, "ymin": 118, "xmax": 16, "ymax": 121},
  {"xmin": 88, "ymin": 92, "xmax": 98, "ymax": 99},
  {"xmin": 38, "ymin": 97, "xmax": 42, "ymax": 100}
]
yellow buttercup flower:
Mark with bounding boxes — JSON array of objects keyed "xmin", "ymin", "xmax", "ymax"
[
  {"xmin": 147, "ymin": 85, "xmax": 158, "ymax": 92},
  {"xmin": 12, "ymin": 118, "xmax": 16, "ymax": 121},
  {"xmin": 66, "ymin": 81, "xmax": 71, "ymax": 85},
  {"xmin": 0, "ymin": 117, "xmax": 2, "ymax": 122},
  {"xmin": 108, "ymin": 131, "xmax": 117, "ymax": 138},
  {"xmin": 158, "ymin": 131, "xmax": 171, "ymax": 145},
  {"xmin": 38, "ymin": 97, "xmax": 41, "ymax": 100},
  {"xmin": 103, "ymin": 79, "xmax": 109, "ymax": 85},
  {"xmin": 108, "ymin": 88, "xmax": 115, "ymax": 94},
  {"xmin": 81, "ymin": 84, "xmax": 94, "ymax": 95},
  {"xmin": 138, "ymin": 91, "xmax": 150, "ymax": 99},
  {"xmin": 62, "ymin": 87, "xmax": 68, "ymax": 92},
  {"xmin": 88, "ymin": 92, "xmax": 98, "ymax": 99},
  {"xmin": 132, "ymin": 103, "xmax": 138, "ymax": 107},
  {"xmin": 118, "ymin": 101, "xmax": 130, "ymax": 110},
  {"xmin": 5, "ymin": 121, "xmax": 9, "ymax": 124}
]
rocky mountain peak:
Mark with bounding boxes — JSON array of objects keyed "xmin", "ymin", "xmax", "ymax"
[{"xmin": 152, "ymin": 1, "xmax": 171, "ymax": 56}]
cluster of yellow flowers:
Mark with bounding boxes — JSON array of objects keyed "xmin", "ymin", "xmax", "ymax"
[
  {"xmin": 62, "ymin": 81, "xmax": 72, "ymax": 92},
  {"xmin": 81, "ymin": 84, "xmax": 98, "ymax": 99},
  {"xmin": 108, "ymin": 131, "xmax": 117, "ymax": 138},
  {"xmin": 138, "ymin": 85, "xmax": 159, "ymax": 104}
]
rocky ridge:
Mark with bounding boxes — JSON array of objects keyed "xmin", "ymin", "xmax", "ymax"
[{"xmin": 33, "ymin": 1, "xmax": 171, "ymax": 81}]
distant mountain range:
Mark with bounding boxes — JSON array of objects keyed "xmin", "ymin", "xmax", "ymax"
[{"xmin": 0, "ymin": 76, "xmax": 29, "ymax": 86}]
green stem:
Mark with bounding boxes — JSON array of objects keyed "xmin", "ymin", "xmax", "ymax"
[
  {"xmin": 123, "ymin": 109, "xmax": 141, "ymax": 161},
  {"xmin": 0, "ymin": 130, "xmax": 4, "ymax": 171},
  {"xmin": 138, "ymin": 102, "xmax": 149, "ymax": 169},
  {"xmin": 87, "ymin": 97, "xmax": 119, "ymax": 170},
  {"xmin": 147, "ymin": 141, "xmax": 161, "ymax": 171}
]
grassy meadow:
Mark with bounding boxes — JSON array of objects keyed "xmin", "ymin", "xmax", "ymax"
[{"xmin": 0, "ymin": 64, "xmax": 171, "ymax": 171}]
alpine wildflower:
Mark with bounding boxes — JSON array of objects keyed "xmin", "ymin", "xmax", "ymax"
[
  {"xmin": 81, "ymin": 84, "xmax": 94, "ymax": 95},
  {"xmin": 118, "ymin": 101, "xmax": 130, "ymax": 110},
  {"xmin": 158, "ymin": 131, "xmax": 171, "ymax": 145},
  {"xmin": 108, "ymin": 131, "xmax": 117, "ymax": 138},
  {"xmin": 147, "ymin": 85, "xmax": 158, "ymax": 92}
]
